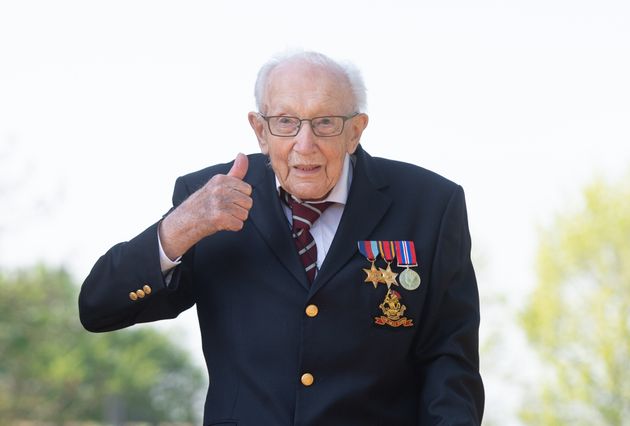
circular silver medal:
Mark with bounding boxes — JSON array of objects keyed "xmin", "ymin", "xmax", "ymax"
[{"xmin": 399, "ymin": 268, "xmax": 421, "ymax": 290}]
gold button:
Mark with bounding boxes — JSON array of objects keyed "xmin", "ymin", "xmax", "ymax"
[
  {"xmin": 305, "ymin": 304, "xmax": 318, "ymax": 317},
  {"xmin": 143, "ymin": 285, "xmax": 152, "ymax": 295},
  {"xmin": 129, "ymin": 292, "xmax": 138, "ymax": 301},
  {"xmin": 136, "ymin": 289, "xmax": 145, "ymax": 298},
  {"xmin": 301, "ymin": 373, "xmax": 314, "ymax": 387}
]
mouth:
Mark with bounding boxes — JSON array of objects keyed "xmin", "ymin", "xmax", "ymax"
[{"xmin": 293, "ymin": 165, "xmax": 322, "ymax": 173}]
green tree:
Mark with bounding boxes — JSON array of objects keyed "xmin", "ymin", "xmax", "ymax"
[
  {"xmin": 0, "ymin": 264, "xmax": 205, "ymax": 424},
  {"xmin": 520, "ymin": 175, "xmax": 630, "ymax": 425}
]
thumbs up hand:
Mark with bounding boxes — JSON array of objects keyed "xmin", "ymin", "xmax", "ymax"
[{"xmin": 159, "ymin": 153, "xmax": 254, "ymax": 260}]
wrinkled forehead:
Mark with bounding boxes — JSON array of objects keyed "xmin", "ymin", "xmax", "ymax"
[{"xmin": 261, "ymin": 61, "xmax": 355, "ymax": 115}]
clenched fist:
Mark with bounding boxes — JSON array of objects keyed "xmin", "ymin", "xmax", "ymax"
[{"xmin": 159, "ymin": 153, "xmax": 253, "ymax": 260}]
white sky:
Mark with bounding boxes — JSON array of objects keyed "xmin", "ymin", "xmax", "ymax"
[{"xmin": 1, "ymin": 1, "xmax": 629, "ymax": 424}]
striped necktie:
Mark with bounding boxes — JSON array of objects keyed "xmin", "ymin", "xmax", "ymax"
[{"xmin": 280, "ymin": 188, "xmax": 333, "ymax": 283}]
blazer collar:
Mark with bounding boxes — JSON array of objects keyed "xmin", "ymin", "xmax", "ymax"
[
  {"xmin": 247, "ymin": 156, "xmax": 308, "ymax": 287},
  {"xmin": 312, "ymin": 145, "xmax": 391, "ymax": 293}
]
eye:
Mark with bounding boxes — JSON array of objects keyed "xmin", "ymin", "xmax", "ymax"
[
  {"xmin": 277, "ymin": 117, "xmax": 292, "ymax": 124},
  {"xmin": 316, "ymin": 117, "xmax": 334, "ymax": 127},
  {"xmin": 274, "ymin": 116, "xmax": 299, "ymax": 127}
]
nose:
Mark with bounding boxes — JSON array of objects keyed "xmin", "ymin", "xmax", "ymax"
[{"xmin": 293, "ymin": 120, "xmax": 317, "ymax": 153}]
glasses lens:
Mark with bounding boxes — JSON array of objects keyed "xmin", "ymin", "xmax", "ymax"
[
  {"xmin": 269, "ymin": 116, "xmax": 300, "ymax": 136},
  {"xmin": 312, "ymin": 116, "xmax": 344, "ymax": 136}
]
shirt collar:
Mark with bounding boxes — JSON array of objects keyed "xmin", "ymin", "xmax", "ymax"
[{"xmin": 275, "ymin": 153, "xmax": 353, "ymax": 206}]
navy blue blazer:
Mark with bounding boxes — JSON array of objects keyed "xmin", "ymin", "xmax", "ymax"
[{"xmin": 79, "ymin": 145, "xmax": 484, "ymax": 425}]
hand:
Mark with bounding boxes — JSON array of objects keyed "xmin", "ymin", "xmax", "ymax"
[{"xmin": 160, "ymin": 153, "xmax": 253, "ymax": 259}]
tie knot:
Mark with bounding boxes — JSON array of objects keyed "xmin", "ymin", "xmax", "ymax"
[{"xmin": 280, "ymin": 188, "xmax": 333, "ymax": 231}]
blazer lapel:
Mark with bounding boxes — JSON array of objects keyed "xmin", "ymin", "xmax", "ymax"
[
  {"xmin": 312, "ymin": 146, "xmax": 391, "ymax": 293},
  {"xmin": 248, "ymin": 157, "xmax": 311, "ymax": 289}
]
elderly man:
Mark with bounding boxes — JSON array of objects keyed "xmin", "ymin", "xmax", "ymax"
[{"xmin": 80, "ymin": 51, "xmax": 484, "ymax": 425}]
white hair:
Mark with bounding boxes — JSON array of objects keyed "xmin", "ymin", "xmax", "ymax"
[{"xmin": 254, "ymin": 50, "xmax": 368, "ymax": 113}]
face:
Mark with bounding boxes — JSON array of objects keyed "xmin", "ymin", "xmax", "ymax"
[{"xmin": 248, "ymin": 61, "xmax": 368, "ymax": 201}]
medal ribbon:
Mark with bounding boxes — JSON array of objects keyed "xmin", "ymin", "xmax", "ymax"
[
  {"xmin": 358, "ymin": 241, "xmax": 379, "ymax": 262},
  {"xmin": 377, "ymin": 240, "xmax": 395, "ymax": 263},
  {"xmin": 394, "ymin": 240, "xmax": 418, "ymax": 267}
]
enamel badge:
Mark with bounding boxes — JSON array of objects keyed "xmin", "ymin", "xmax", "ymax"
[{"xmin": 374, "ymin": 289, "xmax": 414, "ymax": 328}]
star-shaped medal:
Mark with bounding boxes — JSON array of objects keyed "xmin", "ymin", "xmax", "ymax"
[
  {"xmin": 379, "ymin": 264, "xmax": 399, "ymax": 289},
  {"xmin": 363, "ymin": 263, "xmax": 383, "ymax": 288}
]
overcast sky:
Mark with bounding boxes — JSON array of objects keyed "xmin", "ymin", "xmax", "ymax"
[{"xmin": 1, "ymin": 1, "xmax": 629, "ymax": 424}]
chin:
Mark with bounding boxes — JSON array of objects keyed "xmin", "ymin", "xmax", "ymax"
[{"xmin": 287, "ymin": 184, "xmax": 326, "ymax": 201}]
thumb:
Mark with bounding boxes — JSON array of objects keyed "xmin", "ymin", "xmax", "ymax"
[{"xmin": 227, "ymin": 153, "xmax": 249, "ymax": 180}]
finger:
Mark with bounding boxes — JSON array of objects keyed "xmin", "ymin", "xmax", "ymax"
[
  {"xmin": 205, "ymin": 173, "xmax": 252, "ymax": 196},
  {"xmin": 223, "ymin": 216, "xmax": 246, "ymax": 232},
  {"xmin": 230, "ymin": 191, "xmax": 253, "ymax": 211},
  {"xmin": 230, "ymin": 179, "xmax": 252, "ymax": 196},
  {"xmin": 229, "ymin": 203, "xmax": 251, "ymax": 222},
  {"xmin": 227, "ymin": 153, "xmax": 249, "ymax": 180}
]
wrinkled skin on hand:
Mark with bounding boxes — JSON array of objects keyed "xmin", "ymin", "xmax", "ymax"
[{"xmin": 159, "ymin": 153, "xmax": 253, "ymax": 260}]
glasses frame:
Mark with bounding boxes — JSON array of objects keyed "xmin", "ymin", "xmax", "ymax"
[{"xmin": 259, "ymin": 113, "xmax": 358, "ymax": 137}]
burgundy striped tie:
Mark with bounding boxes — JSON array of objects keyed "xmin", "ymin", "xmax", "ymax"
[{"xmin": 280, "ymin": 189, "xmax": 333, "ymax": 283}]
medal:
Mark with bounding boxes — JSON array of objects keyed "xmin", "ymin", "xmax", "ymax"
[
  {"xmin": 399, "ymin": 268, "xmax": 421, "ymax": 290},
  {"xmin": 395, "ymin": 240, "xmax": 421, "ymax": 290},
  {"xmin": 358, "ymin": 241, "xmax": 384, "ymax": 288},
  {"xmin": 377, "ymin": 241, "xmax": 399, "ymax": 289}
]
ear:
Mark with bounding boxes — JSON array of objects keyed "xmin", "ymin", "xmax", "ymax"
[
  {"xmin": 248, "ymin": 112, "xmax": 269, "ymax": 155},
  {"xmin": 346, "ymin": 113, "xmax": 369, "ymax": 154}
]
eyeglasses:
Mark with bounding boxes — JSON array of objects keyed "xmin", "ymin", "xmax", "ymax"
[{"xmin": 259, "ymin": 113, "xmax": 358, "ymax": 137}]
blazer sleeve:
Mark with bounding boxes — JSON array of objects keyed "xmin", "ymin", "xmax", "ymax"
[
  {"xmin": 78, "ymin": 176, "xmax": 196, "ymax": 332},
  {"xmin": 415, "ymin": 185, "xmax": 484, "ymax": 425}
]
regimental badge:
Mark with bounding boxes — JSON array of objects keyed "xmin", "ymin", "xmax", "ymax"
[
  {"xmin": 358, "ymin": 241, "xmax": 385, "ymax": 288},
  {"xmin": 377, "ymin": 240, "xmax": 399, "ymax": 289},
  {"xmin": 394, "ymin": 240, "xmax": 421, "ymax": 291},
  {"xmin": 374, "ymin": 289, "xmax": 414, "ymax": 328}
]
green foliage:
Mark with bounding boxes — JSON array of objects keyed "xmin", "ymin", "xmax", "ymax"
[
  {"xmin": 520, "ymin": 175, "xmax": 630, "ymax": 425},
  {"xmin": 0, "ymin": 264, "xmax": 205, "ymax": 423}
]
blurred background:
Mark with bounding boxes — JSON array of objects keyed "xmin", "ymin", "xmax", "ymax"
[{"xmin": 1, "ymin": 0, "xmax": 629, "ymax": 424}]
